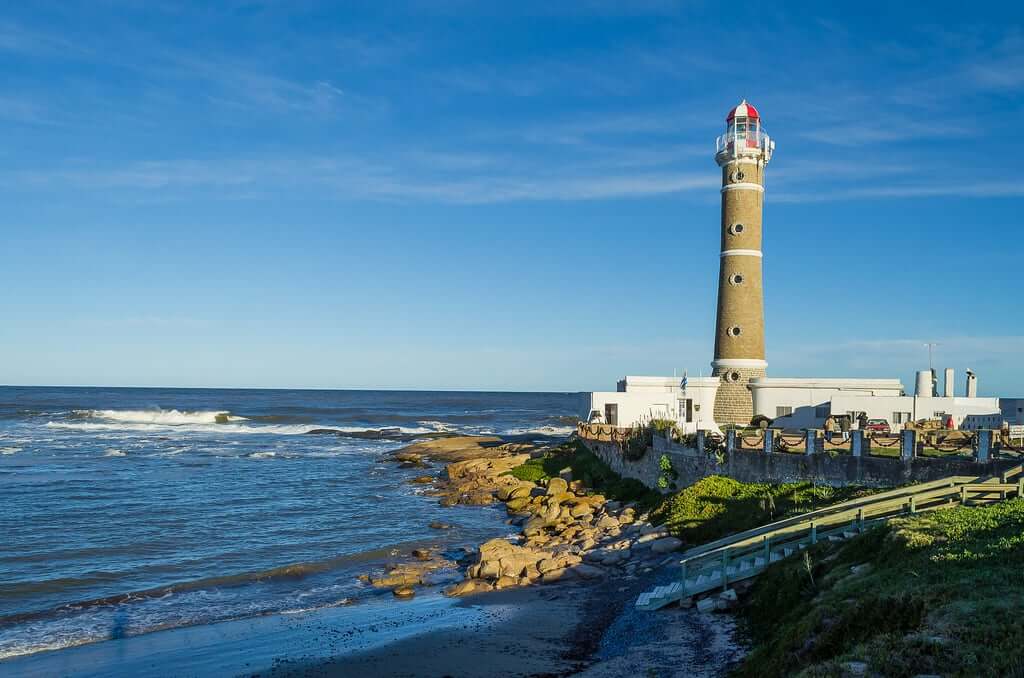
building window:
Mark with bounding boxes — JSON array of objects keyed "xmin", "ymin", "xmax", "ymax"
[
  {"xmin": 728, "ymin": 223, "xmax": 745, "ymax": 236},
  {"xmin": 728, "ymin": 326, "xmax": 742, "ymax": 337},
  {"xmin": 893, "ymin": 411, "xmax": 912, "ymax": 424},
  {"xmin": 727, "ymin": 371, "xmax": 741, "ymax": 383},
  {"xmin": 604, "ymin": 403, "xmax": 618, "ymax": 427},
  {"xmin": 815, "ymin": 405, "xmax": 829, "ymax": 418},
  {"xmin": 776, "ymin": 406, "xmax": 793, "ymax": 418},
  {"xmin": 729, "ymin": 273, "xmax": 744, "ymax": 285}
]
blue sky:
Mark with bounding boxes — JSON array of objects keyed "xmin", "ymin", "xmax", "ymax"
[{"xmin": 1, "ymin": 1, "xmax": 1023, "ymax": 393}]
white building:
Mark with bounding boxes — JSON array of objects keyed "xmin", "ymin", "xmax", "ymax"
[
  {"xmin": 582, "ymin": 375, "xmax": 721, "ymax": 433},
  {"xmin": 750, "ymin": 378, "xmax": 904, "ymax": 429},
  {"xmin": 751, "ymin": 370, "xmax": 1006, "ymax": 431}
]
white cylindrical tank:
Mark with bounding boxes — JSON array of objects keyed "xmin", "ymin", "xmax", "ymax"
[
  {"xmin": 966, "ymin": 370, "xmax": 978, "ymax": 398},
  {"xmin": 916, "ymin": 370, "xmax": 932, "ymax": 397},
  {"xmin": 944, "ymin": 368, "xmax": 955, "ymax": 398}
]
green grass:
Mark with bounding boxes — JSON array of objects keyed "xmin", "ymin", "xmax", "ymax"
[
  {"xmin": 648, "ymin": 476, "xmax": 874, "ymax": 545},
  {"xmin": 504, "ymin": 440, "xmax": 662, "ymax": 508},
  {"xmin": 734, "ymin": 498, "xmax": 1024, "ymax": 678}
]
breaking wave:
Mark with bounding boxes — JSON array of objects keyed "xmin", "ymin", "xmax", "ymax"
[{"xmin": 72, "ymin": 409, "xmax": 246, "ymax": 425}]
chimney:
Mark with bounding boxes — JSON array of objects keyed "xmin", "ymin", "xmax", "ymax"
[
  {"xmin": 965, "ymin": 370, "xmax": 978, "ymax": 398},
  {"xmin": 944, "ymin": 368, "xmax": 955, "ymax": 398}
]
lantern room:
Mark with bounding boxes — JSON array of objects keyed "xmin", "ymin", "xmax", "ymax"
[{"xmin": 715, "ymin": 99, "xmax": 774, "ymax": 163}]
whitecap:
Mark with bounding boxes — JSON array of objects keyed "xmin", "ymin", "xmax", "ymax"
[
  {"xmin": 0, "ymin": 446, "xmax": 21, "ymax": 455},
  {"xmin": 247, "ymin": 451, "xmax": 276, "ymax": 459},
  {"xmin": 73, "ymin": 408, "xmax": 247, "ymax": 425}
]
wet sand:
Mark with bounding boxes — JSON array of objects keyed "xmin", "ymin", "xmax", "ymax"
[
  {"xmin": 0, "ymin": 566, "xmax": 743, "ymax": 678},
  {"xmin": 0, "ymin": 585, "xmax": 587, "ymax": 678}
]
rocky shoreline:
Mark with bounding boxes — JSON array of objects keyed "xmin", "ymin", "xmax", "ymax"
[{"xmin": 361, "ymin": 435, "xmax": 683, "ymax": 602}]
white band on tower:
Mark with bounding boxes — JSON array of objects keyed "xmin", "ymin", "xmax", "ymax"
[
  {"xmin": 721, "ymin": 183, "xmax": 764, "ymax": 193},
  {"xmin": 712, "ymin": 359, "xmax": 768, "ymax": 370},
  {"xmin": 720, "ymin": 249, "xmax": 762, "ymax": 258}
]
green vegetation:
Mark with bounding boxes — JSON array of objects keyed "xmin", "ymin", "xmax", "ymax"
[
  {"xmin": 649, "ymin": 476, "xmax": 873, "ymax": 545},
  {"xmin": 656, "ymin": 454, "xmax": 678, "ymax": 490},
  {"xmin": 504, "ymin": 440, "xmax": 662, "ymax": 508},
  {"xmin": 735, "ymin": 498, "xmax": 1024, "ymax": 678}
]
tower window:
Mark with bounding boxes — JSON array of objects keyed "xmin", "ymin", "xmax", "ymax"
[
  {"xmin": 727, "ymin": 372, "xmax": 741, "ymax": 383},
  {"xmin": 728, "ymin": 326, "xmax": 742, "ymax": 337},
  {"xmin": 728, "ymin": 223, "xmax": 745, "ymax": 236},
  {"xmin": 729, "ymin": 273, "xmax": 744, "ymax": 285}
]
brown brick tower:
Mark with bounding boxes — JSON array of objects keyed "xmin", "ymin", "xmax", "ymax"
[{"xmin": 712, "ymin": 100, "xmax": 775, "ymax": 425}]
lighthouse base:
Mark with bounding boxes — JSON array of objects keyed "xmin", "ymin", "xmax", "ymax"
[{"xmin": 711, "ymin": 365, "xmax": 766, "ymax": 426}]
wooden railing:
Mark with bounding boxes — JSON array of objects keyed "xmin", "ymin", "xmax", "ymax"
[
  {"xmin": 675, "ymin": 464, "xmax": 1024, "ymax": 599},
  {"xmin": 638, "ymin": 467, "xmax": 1024, "ymax": 610}
]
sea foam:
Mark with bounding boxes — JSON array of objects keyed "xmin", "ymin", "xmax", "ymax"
[{"xmin": 73, "ymin": 409, "xmax": 246, "ymax": 425}]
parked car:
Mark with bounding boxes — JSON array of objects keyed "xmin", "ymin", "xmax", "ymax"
[{"xmin": 864, "ymin": 419, "xmax": 891, "ymax": 434}]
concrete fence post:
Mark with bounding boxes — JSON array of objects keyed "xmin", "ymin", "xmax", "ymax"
[
  {"xmin": 764, "ymin": 429, "xmax": 775, "ymax": 455},
  {"xmin": 695, "ymin": 430, "xmax": 706, "ymax": 454},
  {"xmin": 901, "ymin": 429, "xmax": 916, "ymax": 461},
  {"xmin": 977, "ymin": 430, "xmax": 992, "ymax": 463},
  {"xmin": 805, "ymin": 429, "xmax": 817, "ymax": 456},
  {"xmin": 726, "ymin": 429, "xmax": 737, "ymax": 455},
  {"xmin": 851, "ymin": 430, "xmax": 864, "ymax": 457}
]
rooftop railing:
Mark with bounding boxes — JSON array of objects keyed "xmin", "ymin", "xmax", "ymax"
[{"xmin": 715, "ymin": 129, "xmax": 773, "ymax": 158}]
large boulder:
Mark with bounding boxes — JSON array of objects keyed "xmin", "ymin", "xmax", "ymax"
[{"xmin": 546, "ymin": 477, "xmax": 569, "ymax": 496}]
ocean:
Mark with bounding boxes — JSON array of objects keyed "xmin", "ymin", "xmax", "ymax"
[{"xmin": 0, "ymin": 386, "xmax": 583, "ymax": 662}]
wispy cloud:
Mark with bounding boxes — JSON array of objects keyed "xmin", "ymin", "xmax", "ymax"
[
  {"xmin": 773, "ymin": 180, "xmax": 1024, "ymax": 203},
  {"xmin": 4, "ymin": 151, "xmax": 719, "ymax": 204}
]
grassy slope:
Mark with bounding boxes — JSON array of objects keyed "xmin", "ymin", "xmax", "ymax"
[
  {"xmin": 735, "ymin": 499, "xmax": 1024, "ymax": 678},
  {"xmin": 649, "ymin": 476, "xmax": 873, "ymax": 545}
]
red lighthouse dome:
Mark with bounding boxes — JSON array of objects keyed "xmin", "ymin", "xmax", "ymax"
[
  {"xmin": 726, "ymin": 99, "xmax": 760, "ymax": 122},
  {"xmin": 715, "ymin": 99, "xmax": 774, "ymax": 162}
]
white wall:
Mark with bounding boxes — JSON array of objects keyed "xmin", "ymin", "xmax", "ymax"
[
  {"xmin": 582, "ymin": 375, "xmax": 719, "ymax": 431},
  {"xmin": 831, "ymin": 394, "xmax": 1001, "ymax": 429},
  {"xmin": 751, "ymin": 378, "xmax": 904, "ymax": 429},
  {"xmin": 584, "ymin": 391, "xmax": 675, "ymax": 427}
]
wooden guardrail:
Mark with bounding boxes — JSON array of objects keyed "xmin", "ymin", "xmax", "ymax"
[
  {"xmin": 672, "ymin": 468, "xmax": 1024, "ymax": 600},
  {"xmin": 634, "ymin": 464, "xmax": 1024, "ymax": 609}
]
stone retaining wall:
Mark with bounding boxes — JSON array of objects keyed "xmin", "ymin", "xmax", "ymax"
[{"xmin": 584, "ymin": 435, "xmax": 1020, "ymax": 491}]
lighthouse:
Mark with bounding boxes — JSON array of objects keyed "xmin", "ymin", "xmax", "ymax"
[{"xmin": 711, "ymin": 100, "xmax": 775, "ymax": 425}]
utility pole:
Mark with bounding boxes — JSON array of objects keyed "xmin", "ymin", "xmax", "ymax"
[
  {"xmin": 924, "ymin": 342, "xmax": 938, "ymax": 372},
  {"xmin": 924, "ymin": 342, "xmax": 938, "ymax": 397}
]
